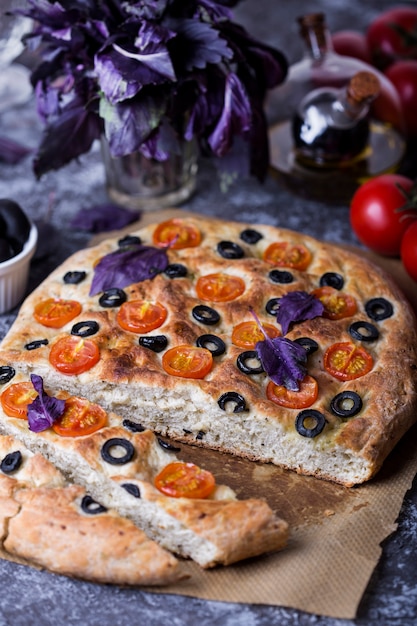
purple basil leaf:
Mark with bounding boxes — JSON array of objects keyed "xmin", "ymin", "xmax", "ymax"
[
  {"xmin": 167, "ymin": 18, "xmax": 233, "ymax": 72},
  {"xmin": 33, "ymin": 93, "xmax": 103, "ymax": 178},
  {"xmin": 27, "ymin": 374, "xmax": 66, "ymax": 433},
  {"xmin": 0, "ymin": 136, "xmax": 32, "ymax": 165},
  {"xmin": 90, "ymin": 244, "xmax": 169, "ymax": 296},
  {"xmin": 256, "ymin": 336, "xmax": 307, "ymax": 392},
  {"xmin": 277, "ymin": 291, "xmax": 325, "ymax": 336},
  {"xmin": 70, "ymin": 203, "xmax": 139, "ymax": 233},
  {"xmin": 208, "ymin": 72, "xmax": 251, "ymax": 157}
]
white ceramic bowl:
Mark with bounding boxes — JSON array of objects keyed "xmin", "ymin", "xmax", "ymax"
[{"xmin": 0, "ymin": 223, "xmax": 38, "ymax": 314}]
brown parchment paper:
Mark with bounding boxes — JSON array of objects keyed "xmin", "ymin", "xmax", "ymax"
[{"xmin": 4, "ymin": 208, "xmax": 414, "ymax": 620}]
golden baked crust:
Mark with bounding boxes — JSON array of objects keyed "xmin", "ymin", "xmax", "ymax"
[
  {"xmin": 0, "ymin": 435, "xmax": 184, "ymax": 585},
  {"xmin": 0, "ymin": 215, "xmax": 416, "ymax": 487}
]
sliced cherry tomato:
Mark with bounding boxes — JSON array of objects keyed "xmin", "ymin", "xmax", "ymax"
[
  {"xmin": 154, "ymin": 461, "xmax": 216, "ymax": 499},
  {"xmin": 116, "ymin": 300, "xmax": 167, "ymax": 333},
  {"xmin": 152, "ymin": 218, "xmax": 202, "ymax": 249},
  {"xmin": 232, "ymin": 320, "xmax": 280, "ymax": 349},
  {"xmin": 400, "ymin": 220, "xmax": 417, "ymax": 282},
  {"xmin": 311, "ymin": 286, "xmax": 357, "ymax": 320},
  {"xmin": 49, "ymin": 335, "xmax": 100, "ymax": 375},
  {"xmin": 350, "ymin": 174, "xmax": 417, "ymax": 256},
  {"xmin": 52, "ymin": 396, "xmax": 107, "ymax": 437},
  {"xmin": 196, "ymin": 273, "xmax": 245, "ymax": 302},
  {"xmin": 266, "ymin": 375, "xmax": 318, "ymax": 409},
  {"xmin": 263, "ymin": 242, "xmax": 312, "ymax": 271},
  {"xmin": 162, "ymin": 345, "xmax": 213, "ymax": 379},
  {"xmin": 0, "ymin": 382, "xmax": 38, "ymax": 419},
  {"xmin": 324, "ymin": 342, "xmax": 373, "ymax": 381},
  {"xmin": 33, "ymin": 298, "xmax": 82, "ymax": 329}
]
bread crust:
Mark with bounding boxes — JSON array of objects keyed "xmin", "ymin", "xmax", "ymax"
[{"xmin": 0, "ymin": 216, "xmax": 416, "ymax": 487}]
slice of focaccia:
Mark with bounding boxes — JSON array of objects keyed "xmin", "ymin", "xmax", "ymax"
[
  {"xmin": 0, "ymin": 372, "xmax": 289, "ymax": 568},
  {"xmin": 0, "ymin": 434, "xmax": 184, "ymax": 585},
  {"xmin": 0, "ymin": 216, "xmax": 416, "ymax": 487}
]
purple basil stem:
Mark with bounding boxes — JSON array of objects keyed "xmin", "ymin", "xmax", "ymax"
[
  {"xmin": 27, "ymin": 374, "xmax": 66, "ymax": 433},
  {"xmin": 90, "ymin": 244, "xmax": 169, "ymax": 296},
  {"xmin": 277, "ymin": 291, "xmax": 325, "ymax": 335}
]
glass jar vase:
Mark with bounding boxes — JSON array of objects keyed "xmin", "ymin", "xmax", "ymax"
[{"xmin": 101, "ymin": 137, "xmax": 198, "ymax": 211}]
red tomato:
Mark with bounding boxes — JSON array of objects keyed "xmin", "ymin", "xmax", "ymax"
[
  {"xmin": 324, "ymin": 342, "xmax": 373, "ymax": 381},
  {"xmin": 350, "ymin": 174, "xmax": 417, "ymax": 256},
  {"xmin": 116, "ymin": 300, "xmax": 167, "ymax": 333},
  {"xmin": 266, "ymin": 375, "xmax": 318, "ymax": 409},
  {"xmin": 231, "ymin": 320, "xmax": 280, "ymax": 349},
  {"xmin": 331, "ymin": 30, "xmax": 372, "ymax": 64},
  {"xmin": 196, "ymin": 273, "xmax": 245, "ymax": 302},
  {"xmin": 154, "ymin": 461, "xmax": 216, "ymax": 499},
  {"xmin": 400, "ymin": 220, "xmax": 417, "ymax": 282},
  {"xmin": 152, "ymin": 219, "xmax": 201, "ymax": 249},
  {"xmin": 34, "ymin": 298, "xmax": 82, "ymax": 328},
  {"xmin": 385, "ymin": 60, "xmax": 417, "ymax": 137},
  {"xmin": 162, "ymin": 345, "xmax": 213, "ymax": 379},
  {"xmin": 49, "ymin": 336, "xmax": 100, "ymax": 375},
  {"xmin": 311, "ymin": 287, "xmax": 357, "ymax": 320},
  {"xmin": 0, "ymin": 382, "xmax": 37, "ymax": 419},
  {"xmin": 366, "ymin": 7, "xmax": 417, "ymax": 69},
  {"xmin": 52, "ymin": 396, "xmax": 107, "ymax": 437},
  {"xmin": 263, "ymin": 242, "xmax": 312, "ymax": 271}
]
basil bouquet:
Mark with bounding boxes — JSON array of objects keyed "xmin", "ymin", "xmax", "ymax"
[{"xmin": 17, "ymin": 0, "xmax": 287, "ymax": 182}]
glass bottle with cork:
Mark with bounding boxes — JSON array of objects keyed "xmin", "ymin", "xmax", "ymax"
[{"xmin": 267, "ymin": 13, "xmax": 406, "ymax": 203}]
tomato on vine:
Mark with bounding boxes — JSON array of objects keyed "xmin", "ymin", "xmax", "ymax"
[
  {"xmin": 350, "ymin": 174, "xmax": 417, "ymax": 256},
  {"xmin": 401, "ymin": 221, "xmax": 417, "ymax": 282}
]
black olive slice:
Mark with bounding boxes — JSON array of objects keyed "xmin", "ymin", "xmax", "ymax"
[
  {"xmin": 0, "ymin": 365, "xmax": 15, "ymax": 384},
  {"xmin": 118, "ymin": 235, "xmax": 141, "ymax": 247},
  {"xmin": 240, "ymin": 228, "xmax": 263, "ymax": 244},
  {"xmin": 71, "ymin": 320, "xmax": 99, "ymax": 338},
  {"xmin": 295, "ymin": 410, "xmax": 326, "ymax": 438},
  {"xmin": 25, "ymin": 339, "xmax": 49, "ymax": 351},
  {"xmin": 121, "ymin": 483, "xmax": 141, "ymax": 498},
  {"xmin": 319, "ymin": 272, "xmax": 344, "ymax": 290},
  {"xmin": 99, "ymin": 288, "xmax": 127, "ymax": 308},
  {"xmin": 265, "ymin": 297, "xmax": 281, "ymax": 316},
  {"xmin": 217, "ymin": 240, "xmax": 245, "ymax": 259},
  {"xmin": 236, "ymin": 350, "xmax": 264, "ymax": 375},
  {"xmin": 269, "ymin": 269, "xmax": 294, "ymax": 284},
  {"xmin": 63, "ymin": 270, "xmax": 86, "ymax": 285},
  {"xmin": 330, "ymin": 391, "xmax": 363, "ymax": 418},
  {"xmin": 101, "ymin": 438, "xmax": 135, "ymax": 465},
  {"xmin": 139, "ymin": 335, "xmax": 168, "ymax": 353},
  {"xmin": 218, "ymin": 391, "xmax": 248, "ymax": 413},
  {"xmin": 196, "ymin": 430, "xmax": 205, "ymax": 440},
  {"xmin": 122, "ymin": 419, "xmax": 145, "ymax": 433},
  {"xmin": 365, "ymin": 297, "xmax": 394, "ymax": 321},
  {"xmin": 192, "ymin": 305, "xmax": 220, "ymax": 325},
  {"xmin": 294, "ymin": 337, "xmax": 319, "ymax": 355},
  {"xmin": 157, "ymin": 438, "xmax": 181, "ymax": 452},
  {"xmin": 196, "ymin": 334, "xmax": 226, "ymax": 357},
  {"xmin": 349, "ymin": 321, "xmax": 379, "ymax": 342},
  {"xmin": 81, "ymin": 495, "xmax": 108, "ymax": 515},
  {"xmin": 0, "ymin": 450, "xmax": 22, "ymax": 474},
  {"xmin": 164, "ymin": 263, "xmax": 188, "ymax": 278}
]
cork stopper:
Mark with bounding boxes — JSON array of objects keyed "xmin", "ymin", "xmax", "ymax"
[
  {"xmin": 347, "ymin": 72, "xmax": 380, "ymax": 105},
  {"xmin": 297, "ymin": 13, "xmax": 327, "ymax": 49}
]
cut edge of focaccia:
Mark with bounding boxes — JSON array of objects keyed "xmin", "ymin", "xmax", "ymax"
[
  {"xmin": 0, "ymin": 433, "xmax": 185, "ymax": 586},
  {"xmin": 0, "ymin": 215, "xmax": 416, "ymax": 489},
  {"xmin": 0, "ymin": 373, "xmax": 289, "ymax": 569}
]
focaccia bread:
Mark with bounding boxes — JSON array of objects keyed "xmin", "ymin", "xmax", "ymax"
[
  {"xmin": 0, "ymin": 373, "xmax": 289, "ymax": 568},
  {"xmin": 0, "ymin": 434, "xmax": 184, "ymax": 585},
  {"xmin": 0, "ymin": 215, "xmax": 416, "ymax": 487}
]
